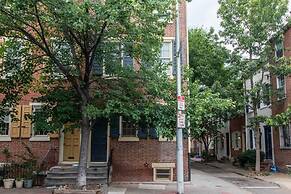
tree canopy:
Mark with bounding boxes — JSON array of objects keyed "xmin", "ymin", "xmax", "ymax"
[{"xmin": 0, "ymin": 0, "xmax": 177, "ymax": 187}]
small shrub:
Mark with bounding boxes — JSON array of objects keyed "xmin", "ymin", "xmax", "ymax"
[{"xmin": 237, "ymin": 150, "xmax": 265, "ymax": 168}]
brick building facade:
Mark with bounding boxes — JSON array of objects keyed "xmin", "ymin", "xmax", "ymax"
[
  {"xmin": 0, "ymin": 1, "xmax": 190, "ymax": 182},
  {"xmin": 270, "ymin": 26, "xmax": 291, "ymax": 169}
]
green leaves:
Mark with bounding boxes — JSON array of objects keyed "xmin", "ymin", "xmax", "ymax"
[{"xmin": 187, "ymin": 82, "xmax": 235, "ymax": 141}]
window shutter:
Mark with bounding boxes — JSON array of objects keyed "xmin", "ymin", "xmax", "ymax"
[
  {"xmin": 21, "ymin": 105, "xmax": 32, "ymax": 138},
  {"xmin": 149, "ymin": 128, "xmax": 158, "ymax": 139},
  {"xmin": 110, "ymin": 115, "xmax": 119, "ymax": 138},
  {"xmin": 92, "ymin": 56, "xmax": 103, "ymax": 76},
  {"xmin": 172, "ymin": 40, "xmax": 177, "ymax": 75},
  {"xmin": 48, "ymin": 132, "xmax": 59, "ymax": 138},
  {"xmin": 137, "ymin": 128, "xmax": 148, "ymax": 139},
  {"xmin": 122, "ymin": 54, "xmax": 133, "ymax": 69},
  {"xmin": 11, "ymin": 105, "xmax": 21, "ymax": 138}
]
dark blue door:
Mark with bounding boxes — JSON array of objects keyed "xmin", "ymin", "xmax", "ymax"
[
  {"xmin": 91, "ymin": 118, "xmax": 108, "ymax": 162},
  {"xmin": 264, "ymin": 126, "xmax": 273, "ymax": 160}
]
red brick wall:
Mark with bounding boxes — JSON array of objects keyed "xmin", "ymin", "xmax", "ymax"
[
  {"xmin": 110, "ymin": 139, "xmax": 189, "ymax": 182},
  {"xmin": 164, "ymin": 0, "xmax": 188, "ymax": 66},
  {"xmin": 271, "ymin": 27, "xmax": 291, "ymax": 169},
  {"xmin": 0, "ymin": 139, "xmax": 59, "ymax": 169},
  {"xmin": 230, "ymin": 116, "xmax": 245, "ymax": 158}
]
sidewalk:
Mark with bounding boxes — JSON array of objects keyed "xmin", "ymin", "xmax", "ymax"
[
  {"xmin": 204, "ymin": 160, "xmax": 291, "ymax": 190},
  {"xmin": 259, "ymin": 173, "xmax": 291, "ymax": 190}
]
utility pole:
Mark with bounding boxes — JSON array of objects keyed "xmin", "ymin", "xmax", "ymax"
[{"xmin": 175, "ymin": 0, "xmax": 185, "ymax": 193}]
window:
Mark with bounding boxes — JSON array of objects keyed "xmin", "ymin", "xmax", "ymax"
[
  {"xmin": 249, "ymin": 129, "xmax": 254, "ymax": 149},
  {"xmin": 93, "ymin": 43, "xmax": 134, "ymax": 76},
  {"xmin": 30, "ymin": 103, "xmax": 50, "ymax": 141},
  {"xmin": 121, "ymin": 117, "xmax": 137, "ymax": 137},
  {"xmin": 232, "ymin": 131, "xmax": 241, "ymax": 150},
  {"xmin": 152, "ymin": 163, "xmax": 175, "ymax": 182},
  {"xmin": 261, "ymin": 83, "xmax": 271, "ymax": 107},
  {"xmin": 276, "ymin": 75, "xmax": 285, "ymax": 100},
  {"xmin": 1, "ymin": 39, "xmax": 23, "ymax": 79},
  {"xmin": 160, "ymin": 40, "xmax": 174, "ymax": 75},
  {"xmin": 275, "ymin": 39, "xmax": 284, "ymax": 59},
  {"xmin": 0, "ymin": 114, "xmax": 10, "ymax": 136},
  {"xmin": 280, "ymin": 125, "xmax": 291, "ymax": 148}
]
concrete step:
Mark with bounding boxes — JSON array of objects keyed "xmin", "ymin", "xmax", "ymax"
[
  {"xmin": 45, "ymin": 178, "xmax": 107, "ymax": 186},
  {"xmin": 45, "ymin": 165, "xmax": 108, "ymax": 187},
  {"xmin": 47, "ymin": 172, "xmax": 107, "ymax": 178}
]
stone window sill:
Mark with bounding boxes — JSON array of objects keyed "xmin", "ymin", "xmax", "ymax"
[
  {"xmin": 0, "ymin": 136, "xmax": 11, "ymax": 142},
  {"xmin": 158, "ymin": 136, "xmax": 176, "ymax": 142},
  {"xmin": 118, "ymin": 137, "xmax": 139, "ymax": 142},
  {"xmin": 29, "ymin": 135, "xmax": 50, "ymax": 142},
  {"xmin": 280, "ymin": 147, "xmax": 291, "ymax": 150}
]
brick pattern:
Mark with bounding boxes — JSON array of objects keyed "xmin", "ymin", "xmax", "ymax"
[
  {"xmin": 271, "ymin": 27, "xmax": 291, "ymax": 169},
  {"xmin": 229, "ymin": 116, "xmax": 245, "ymax": 158},
  {"xmin": 0, "ymin": 139, "xmax": 59, "ymax": 169},
  {"xmin": 110, "ymin": 139, "xmax": 189, "ymax": 182},
  {"xmin": 0, "ymin": 1, "xmax": 189, "ymax": 181}
]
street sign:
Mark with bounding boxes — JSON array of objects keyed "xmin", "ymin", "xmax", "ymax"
[
  {"xmin": 177, "ymin": 111, "xmax": 185, "ymax": 128},
  {"xmin": 177, "ymin": 96, "xmax": 185, "ymax": 111}
]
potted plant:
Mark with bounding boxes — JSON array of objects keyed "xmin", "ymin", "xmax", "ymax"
[
  {"xmin": 1, "ymin": 149, "xmax": 14, "ymax": 189},
  {"xmin": 23, "ymin": 169, "xmax": 34, "ymax": 188},
  {"xmin": 15, "ymin": 176, "xmax": 24, "ymax": 188},
  {"xmin": 3, "ymin": 178, "xmax": 14, "ymax": 189}
]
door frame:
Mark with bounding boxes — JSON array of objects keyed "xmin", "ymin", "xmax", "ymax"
[
  {"xmin": 89, "ymin": 121, "xmax": 110, "ymax": 164},
  {"xmin": 59, "ymin": 122, "xmax": 110, "ymax": 164}
]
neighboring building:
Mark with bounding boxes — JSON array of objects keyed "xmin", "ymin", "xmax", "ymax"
[
  {"xmin": 216, "ymin": 116, "xmax": 245, "ymax": 161},
  {"xmin": 270, "ymin": 26, "xmax": 291, "ymax": 170},
  {"xmin": 245, "ymin": 70, "xmax": 274, "ymax": 162},
  {"xmin": 0, "ymin": 1, "xmax": 190, "ymax": 184}
]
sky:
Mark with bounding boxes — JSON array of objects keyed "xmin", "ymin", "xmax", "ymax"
[
  {"xmin": 187, "ymin": 0, "xmax": 291, "ymax": 32},
  {"xmin": 187, "ymin": 0, "xmax": 221, "ymax": 32}
]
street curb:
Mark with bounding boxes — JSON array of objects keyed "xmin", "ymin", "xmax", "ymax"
[{"xmin": 203, "ymin": 162, "xmax": 281, "ymax": 188}]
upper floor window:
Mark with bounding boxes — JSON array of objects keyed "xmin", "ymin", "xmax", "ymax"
[
  {"xmin": 261, "ymin": 83, "xmax": 271, "ymax": 107},
  {"xmin": 92, "ymin": 43, "xmax": 134, "ymax": 76},
  {"xmin": 160, "ymin": 40, "xmax": 174, "ymax": 76},
  {"xmin": 275, "ymin": 39, "xmax": 284, "ymax": 59},
  {"xmin": 280, "ymin": 125, "xmax": 291, "ymax": 148},
  {"xmin": 0, "ymin": 114, "xmax": 10, "ymax": 136},
  {"xmin": 276, "ymin": 75, "xmax": 286, "ymax": 100}
]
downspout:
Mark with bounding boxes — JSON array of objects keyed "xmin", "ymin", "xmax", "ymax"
[{"xmin": 185, "ymin": 1, "xmax": 191, "ymax": 182}]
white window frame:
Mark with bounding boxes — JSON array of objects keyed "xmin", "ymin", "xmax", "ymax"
[
  {"xmin": 279, "ymin": 125, "xmax": 291, "ymax": 149},
  {"xmin": 118, "ymin": 116, "xmax": 139, "ymax": 142},
  {"xmin": 0, "ymin": 38, "xmax": 24, "ymax": 80},
  {"xmin": 29, "ymin": 102, "xmax": 50, "ymax": 142},
  {"xmin": 275, "ymin": 39, "xmax": 284, "ymax": 59},
  {"xmin": 232, "ymin": 131, "xmax": 241, "ymax": 150},
  {"xmin": 160, "ymin": 37, "xmax": 174, "ymax": 76},
  {"xmin": 276, "ymin": 75, "xmax": 286, "ymax": 100},
  {"xmin": 152, "ymin": 163, "xmax": 175, "ymax": 182},
  {"xmin": 0, "ymin": 109, "xmax": 11, "ymax": 142}
]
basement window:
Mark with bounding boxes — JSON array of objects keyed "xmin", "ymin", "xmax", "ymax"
[{"xmin": 152, "ymin": 163, "xmax": 175, "ymax": 182}]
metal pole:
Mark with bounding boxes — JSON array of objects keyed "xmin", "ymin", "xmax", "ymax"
[{"xmin": 175, "ymin": 0, "xmax": 184, "ymax": 193}]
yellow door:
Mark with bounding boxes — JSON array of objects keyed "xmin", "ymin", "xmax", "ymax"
[{"xmin": 63, "ymin": 128, "xmax": 80, "ymax": 161}]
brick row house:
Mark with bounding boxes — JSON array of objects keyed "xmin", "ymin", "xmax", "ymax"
[
  {"xmin": 270, "ymin": 25, "xmax": 291, "ymax": 170},
  {"xmin": 219, "ymin": 25, "xmax": 291, "ymax": 170},
  {"xmin": 0, "ymin": 1, "xmax": 190, "ymax": 184}
]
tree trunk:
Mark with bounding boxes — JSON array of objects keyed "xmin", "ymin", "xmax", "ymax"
[
  {"xmin": 77, "ymin": 107, "xmax": 91, "ymax": 189},
  {"xmin": 255, "ymin": 125, "xmax": 261, "ymax": 172}
]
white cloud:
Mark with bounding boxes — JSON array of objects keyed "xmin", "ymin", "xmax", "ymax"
[
  {"xmin": 187, "ymin": 0, "xmax": 220, "ymax": 31},
  {"xmin": 187, "ymin": 0, "xmax": 291, "ymax": 32}
]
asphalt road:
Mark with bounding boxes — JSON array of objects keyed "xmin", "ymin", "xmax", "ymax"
[{"xmin": 191, "ymin": 161, "xmax": 291, "ymax": 194}]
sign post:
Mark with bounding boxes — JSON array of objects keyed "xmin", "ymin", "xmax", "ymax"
[{"xmin": 175, "ymin": 1, "xmax": 184, "ymax": 193}]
